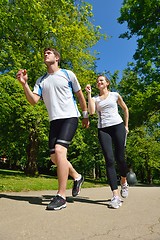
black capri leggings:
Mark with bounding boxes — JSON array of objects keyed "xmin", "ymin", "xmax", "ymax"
[{"xmin": 98, "ymin": 122, "xmax": 128, "ymax": 191}]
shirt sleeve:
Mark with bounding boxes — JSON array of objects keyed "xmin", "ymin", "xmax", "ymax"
[
  {"xmin": 33, "ymin": 77, "xmax": 43, "ymax": 97},
  {"xmin": 113, "ymin": 92, "xmax": 119, "ymax": 101},
  {"xmin": 67, "ymin": 70, "xmax": 81, "ymax": 93}
]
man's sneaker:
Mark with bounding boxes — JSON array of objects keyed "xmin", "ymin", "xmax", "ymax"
[
  {"xmin": 120, "ymin": 183, "xmax": 129, "ymax": 198},
  {"xmin": 109, "ymin": 196, "xmax": 122, "ymax": 209},
  {"xmin": 46, "ymin": 195, "xmax": 66, "ymax": 210},
  {"xmin": 72, "ymin": 175, "xmax": 84, "ymax": 197}
]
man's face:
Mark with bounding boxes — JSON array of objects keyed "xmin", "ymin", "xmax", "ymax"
[{"xmin": 44, "ymin": 50, "xmax": 58, "ymax": 65}]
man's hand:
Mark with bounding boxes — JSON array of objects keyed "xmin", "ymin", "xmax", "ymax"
[
  {"xmin": 82, "ymin": 118, "xmax": 90, "ymax": 128},
  {"xmin": 16, "ymin": 69, "xmax": 28, "ymax": 86}
]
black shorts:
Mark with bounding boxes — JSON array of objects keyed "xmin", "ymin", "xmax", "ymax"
[{"xmin": 49, "ymin": 117, "xmax": 78, "ymax": 154}]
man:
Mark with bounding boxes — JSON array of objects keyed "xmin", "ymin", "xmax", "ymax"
[{"xmin": 16, "ymin": 48, "xmax": 89, "ymax": 210}]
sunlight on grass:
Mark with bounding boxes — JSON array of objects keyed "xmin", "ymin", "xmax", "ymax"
[{"xmin": 0, "ymin": 169, "xmax": 106, "ymax": 192}]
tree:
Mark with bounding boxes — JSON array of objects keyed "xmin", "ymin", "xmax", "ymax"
[
  {"xmin": 0, "ymin": 74, "xmax": 49, "ymax": 175},
  {"xmin": 126, "ymin": 121, "xmax": 160, "ymax": 184},
  {"xmin": 0, "ymin": 0, "xmax": 104, "ymax": 82},
  {"xmin": 0, "ymin": 0, "xmax": 105, "ymax": 175},
  {"xmin": 117, "ymin": 1, "xmax": 160, "ymax": 183},
  {"xmin": 118, "ymin": 0, "xmax": 160, "ymax": 75},
  {"xmin": 118, "ymin": 0, "xmax": 160, "ymax": 122},
  {"xmin": 119, "ymin": 65, "xmax": 160, "ymax": 128}
]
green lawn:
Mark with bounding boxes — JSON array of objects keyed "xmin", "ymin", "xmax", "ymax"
[{"xmin": 0, "ymin": 169, "xmax": 106, "ymax": 192}]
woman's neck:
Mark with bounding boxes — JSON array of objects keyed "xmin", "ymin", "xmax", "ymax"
[{"xmin": 99, "ymin": 88, "xmax": 109, "ymax": 96}]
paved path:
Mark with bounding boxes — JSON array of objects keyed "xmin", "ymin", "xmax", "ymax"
[{"xmin": 0, "ymin": 186, "xmax": 160, "ymax": 240}]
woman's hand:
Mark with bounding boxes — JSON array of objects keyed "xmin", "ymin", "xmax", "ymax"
[
  {"xmin": 125, "ymin": 126, "xmax": 129, "ymax": 134},
  {"xmin": 85, "ymin": 84, "xmax": 92, "ymax": 94}
]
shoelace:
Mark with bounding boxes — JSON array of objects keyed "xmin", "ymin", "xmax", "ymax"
[
  {"xmin": 111, "ymin": 196, "xmax": 121, "ymax": 202},
  {"xmin": 122, "ymin": 184, "xmax": 128, "ymax": 190},
  {"xmin": 50, "ymin": 195, "xmax": 62, "ymax": 202}
]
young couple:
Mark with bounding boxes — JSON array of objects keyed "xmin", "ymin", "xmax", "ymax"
[{"xmin": 17, "ymin": 48, "xmax": 129, "ymax": 210}]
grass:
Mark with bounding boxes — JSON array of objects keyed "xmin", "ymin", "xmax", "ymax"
[{"xmin": 0, "ymin": 169, "xmax": 106, "ymax": 192}]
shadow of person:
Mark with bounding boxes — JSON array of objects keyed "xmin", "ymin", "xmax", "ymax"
[
  {"xmin": 43, "ymin": 194, "xmax": 111, "ymax": 207},
  {"xmin": 0, "ymin": 193, "xmax": 45, "ymax": 206},
  {"xmin": 0, "ymin": 193, "xmax": 112, "ymax": 207}
]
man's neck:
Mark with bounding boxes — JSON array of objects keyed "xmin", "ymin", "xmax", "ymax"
[{"xmin": 47, "ymin": 65, "xmax": 60, "ymax": 74}]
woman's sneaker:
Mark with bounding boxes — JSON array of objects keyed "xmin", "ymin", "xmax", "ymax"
[
  {"xmin": 109, "ymin": 196, "xmax": 122, "ymax": 209},
  {"xmin": 120, "ymin": 183, "xmax": 129, "ymax": 198},
  {"xmin": 46, "ymin": 195, "xmax": 66, "ymax": 210}
]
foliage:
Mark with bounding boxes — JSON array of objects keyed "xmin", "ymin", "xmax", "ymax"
[
  {"xmin": 0, "ymin": 0, "xmax": 105, "ymax": 86},
  {"xmin": 0, "ymin": 74, "xmax": 49, "ymax": 171},
  {"xmin": 126, "ymin": 119, "xmax": 160, "ymax": 183},
  {"xmin": 117, "ymin": 0, "xmax": 160, "ymax": 183},
  {"xmin": 118, "ymin": 0, "xmax": 160, "ymax": 125},
  {"xmin": 118, "ymin": 0, "xmax": 160, "ymax": 74},
  {"xmin": 0, "ymin": 0, "xmax": 105, "ymax": 176},
  {"xmin": 1, "ymin": 0, "xmax": 159, "ymax": 183},
  {"xmin": 119, "ymin": 65, "xmax": 160, "ymax": 127},
  {"xmin": 118, "ymin": 0, "xmax": 160, "ymax": 115}
]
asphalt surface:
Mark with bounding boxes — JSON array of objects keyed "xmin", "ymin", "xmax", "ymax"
[{"xmin": 0, "ymin": 186, "xmax": 160, "ymax": 240}]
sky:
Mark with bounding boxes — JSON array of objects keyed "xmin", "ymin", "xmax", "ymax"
[{"xmin": 86, "ymin": 0, "xmax": 137, "ymax": 80}]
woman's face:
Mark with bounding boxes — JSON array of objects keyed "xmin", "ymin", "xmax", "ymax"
[{"xmin": 96, "ymin": 76, "xmax": 109, "ymax": 90}]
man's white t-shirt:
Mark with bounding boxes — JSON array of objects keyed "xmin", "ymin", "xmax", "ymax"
[
  {"xmin": 33, "ymin": 69, "xmax": 81, "ymax": 121},
  {"xmin": 93, "ymin": 92, "xmax": 123, "ymax": 128}
]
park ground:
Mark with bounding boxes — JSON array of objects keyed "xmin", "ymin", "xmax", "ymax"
[{"xmin": 0, "ymin": 186, "xmax": 160, "ymax": 240}]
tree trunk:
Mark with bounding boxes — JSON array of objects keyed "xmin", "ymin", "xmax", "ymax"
[
  {"xmin": 95, "ymin": 163, "xmax": 101, "ymax": 179},
  {"xmin": 147, "ymin": 168, "xmax": 153, "ymax": 184},
  {"xmin": 25, "ymin": 128, "xmax": 38, "ymax": 176}
]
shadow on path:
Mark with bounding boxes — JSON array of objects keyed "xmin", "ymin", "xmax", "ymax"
[{"xmin": 0, "ymin": 193, "xmax": 111, "ymax": 207}]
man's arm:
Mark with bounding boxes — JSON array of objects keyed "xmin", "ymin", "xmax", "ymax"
[
  {"xmin": 22, "ymin": 82, "xmax": 40, "ymax": 105},
  {"xmin": 75, "ymin": 89, "xmax": 90, "ymax": 128},
  {"xmin": 16, "ymin": 69, "xmax": 40, "ymax": 105}
]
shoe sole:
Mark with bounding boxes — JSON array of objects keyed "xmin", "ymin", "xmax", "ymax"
[
  {"xmin": 109, "ymin": 202, "xmax": 122, "ymax": 209},
  {"xmin": 46, "ymin": 203, "xmax": 66, "ymax": 211}
]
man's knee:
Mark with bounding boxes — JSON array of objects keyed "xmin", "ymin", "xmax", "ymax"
[
  {"xmin": 50, "ymin": 145, "xmax": 67, "ymax": 165},
  {"xmin": 54, "ymin": 144, "xmax": 67, "ymax": 159}
]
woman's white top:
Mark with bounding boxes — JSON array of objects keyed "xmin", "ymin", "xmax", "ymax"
[{"xmin": 93, "ymin": 92, "xmax": 123, "ymax": 128}]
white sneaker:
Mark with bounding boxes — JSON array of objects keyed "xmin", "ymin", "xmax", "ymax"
[
  {"xmin": 120, "ymin": 183, "xmax": 129, "ymax": 198},
  {"xmin": 109, "ymin": 196, "xmax": 122, "ymax": 209}
]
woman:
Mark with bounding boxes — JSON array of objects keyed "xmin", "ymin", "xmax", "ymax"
[{"xmin": 85, "ymin": 75, "xmax": 129, "ymax": 209}]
